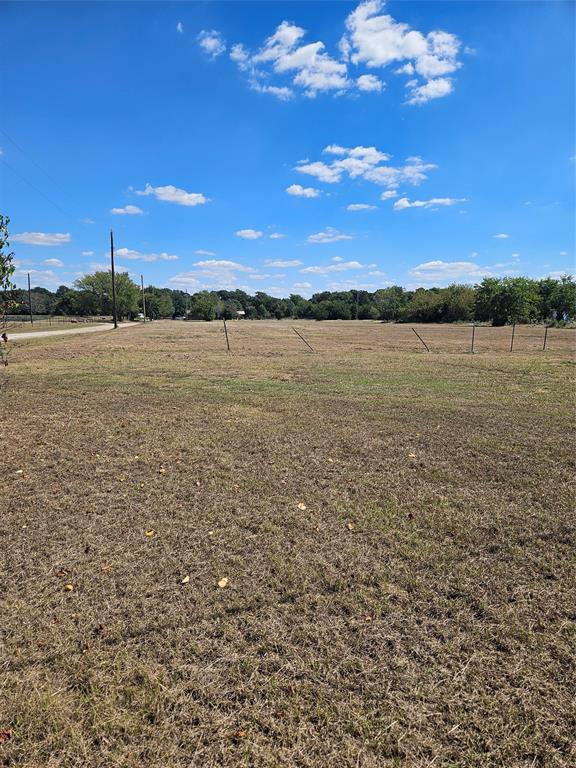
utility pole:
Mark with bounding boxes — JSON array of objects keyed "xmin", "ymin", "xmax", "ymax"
[
  {"xmin": 27, "ymin": 272, "xmax": 34, "ymax": 324},
  {"xmin": 141, "ymin": 274, "xmax": 147, "ymax": 322},
  {"xmin": 110, "ymin": 230, "xmax": 118, "ymax": 329}
]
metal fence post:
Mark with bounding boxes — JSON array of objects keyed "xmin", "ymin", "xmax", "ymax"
[
  {"xmin": 510, "ymin": 323, "xmax": 516, "ymax": 352},
  {"xmin": 471, "ymin": 325, "xmax": 475, "ymax": 354},
  {"xmin": 543, "ymin": 326, "xmax": 548, "ymax": 351}
]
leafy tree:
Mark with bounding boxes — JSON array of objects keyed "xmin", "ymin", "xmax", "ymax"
[
  {"xmin": 74, "ymin": 271, "xmax": 139, "ymax": 319},
  {"xmin": 190, "ymin": 291, "xmax": 220, "ymax": 321},
  {"xmin": 0, "ymin": 215, "xmax": 16, "ymax": 315}
]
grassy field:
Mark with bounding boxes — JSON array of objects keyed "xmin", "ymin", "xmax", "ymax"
[
  {"xmin": 2, "ymin": 319, "xmax": 107, "ymax": 335},
  {"xmin": 1, "ymin": 320, "xmax": 575, "ymax": 767}
]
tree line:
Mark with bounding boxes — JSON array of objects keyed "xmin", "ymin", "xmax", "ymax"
[{"xmin": 6, "ymin": 271, "xmax": 576, "ymax": 326}]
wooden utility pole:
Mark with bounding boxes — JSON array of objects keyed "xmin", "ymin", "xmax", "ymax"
[
  {"xmin": 141, "ymin": 274, "xmax": 146, "ymax": 322},
  {"xmin": 27, "ymin": 272, "xmax": 34, "ymax": 324},
  {"xmin": 110, "ymin": 230, "xmax": 118, "ymax": 329}
]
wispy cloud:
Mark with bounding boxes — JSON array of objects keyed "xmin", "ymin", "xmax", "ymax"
[
  {"xmin": 307, "ymin": 227, "xmax": 354, "ymax": 244},
  {"xmin": 198, "ymin": 30, "xmax": 226, "ymax": 58},
  {"xmin": 44, "ymin": 258, "xmax": 64, "ymax": 267},
  {"xmin": 286, "ymin": 183, "xmax": 321, "ymax": 198},
  {"xmin": 296, "ymin": 145, "xmax": 437, "ymax": 190},
  {"xmin": 111, "ymin": 204, "xmax": 144, "ymax": 215},
  {"xmin": 12, "ymin": 232, "xmax": 71, "ymax": 246},
  {"xmin": 135, "ymin": 183, "xmax": 209, "ymax": 207},
  {"xmin": 493, "ymin": 233, "xmax": 510, "ymax": 239},
  {"xmin": 394, "ymin": 196, "xmax": 465, "ymax": 210},
  {"xmin": 301, "ymin": 260, "xmax": 364, "ymax": 274},
  {"xmin": 235, "ymin": 229, "xmax": 263, "ymax": 240},
  {"xmin": 347, "ymin": 203, "xmax": 377, "ymax": 211},
  {"xmin": 264, "ymin": 259, "xmax": 302, "ymax": 268},
  {"xmin": 116, "ymin": 247, "xmax": 178, "ymax": 262}
]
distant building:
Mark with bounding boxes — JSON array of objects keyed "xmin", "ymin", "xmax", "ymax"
[{"xmin": 236, "ymin": 310, "xmax": 246, "ymax": 319}]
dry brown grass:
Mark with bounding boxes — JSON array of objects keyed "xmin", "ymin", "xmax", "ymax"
[{"xmin": 1, "ymin": 320, "xmax": 575, "ymax": 767}]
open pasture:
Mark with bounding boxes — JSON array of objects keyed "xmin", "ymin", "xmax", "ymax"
[{"xmin": 1, "ymin": 320, "xmax": 575, "ymax": 767}]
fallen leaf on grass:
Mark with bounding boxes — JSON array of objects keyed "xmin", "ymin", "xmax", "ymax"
[
  {"xmin": 327, "ymin": 458, "xmax": 334, "ymax": 463},
  {"xmin": 346, "ymin": 522, "xmax": 355, "ymax": 530},
  {"xmin": 218, "ymin": 577, "xmax": 229, "ymax": 589},
  {"xmin": 15, "ymin": 469, "xmax": 24, "ymax": 475},
  {"xmin": 181, "ymin": 575, "xmax": 190, "ymax": 584},
  {"xmin": 64, "ymin": 584, "xmax": 74, "ymax": 592},
  {"xmin": 408, "ymin": 452, "xmax": 417, "ymax": 458},
  {"xmin": 159, "ymin": 467, "xmax": 166, "ymax": 475},
  {"xmin": 297, "ymin": 503, "xmax": 307, "ymax": 511},
  {"xmin": 195, "ymin": 480, "xmax": 201, "ymax": 487},
  {"xmin": 145, "ymin": 529, "xmax": 156, "ymax": 538}
]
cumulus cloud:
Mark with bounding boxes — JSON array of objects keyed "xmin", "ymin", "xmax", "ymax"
[
  {"xmin": 43, "ymin": 258, "xmax": 64, "ymax": 267},
  {"xmin": 12, "ymin": 232, "xmax": 71, "ymax": 246},
  {"xmin": 342, "ymin": 1, "xmax": 462, "ymax": 104},
  {"xmin": 111, "ymin": 204, "xmax": 144, "ymax": 215},
  {"xmin": 135, "ymin": 183, "xmax": 209, "ymax": 207},
  {"xmin": 494, "ymin": 233, "xmax": 510, "ymax": 239},
  {"xmin": 194, "ymin": 249, "xmax": 216, "ymax": 256},
  {"xmin": 347, "ymin": 203, "xmax": 377, "ymax": 211},
  {"xmin": 307, "ymin": 227, "xmax": 354, "ymax": 244},
  {"xmin": 356, "ymin": 74, "xmax": 384, "ymax": 91},
  {"xmin": 168, "ymin": 259, "xmax": 259, "ymax": 291},
  {"xmin": 198, "ymin": 30, "xmax": 226, "ymax": 58},
  {"xmin": 220, "ymin": 2, "xmax": 462, "ymax": 103},
  {"xmin": 380, "ymin": 190, "xmax": 398, "ymax": 200},
  {"xmin": 115, "ymin": 247, "xmax": 178, "ymax": 262},
  {"xmin": 264, "ymin": 259, "xmax": 302, "ymax": 267},
  {"xmin": 394, "ymin": 196, "xmax": 465, "ymax": 210},
  {"xmin": 295, "ymin": 145, "xmax": 436, "ymax": 190},
  {"xmin": 286, "ymin": 183, "xmax": 321, "ymax": 198},
  {"xmin": 13, "ymin": 268, "xmax": 61, "ymax": 288},
  {"xmin": 409, "ymin": 259, "xmax": 519, "ymax": 285},
  {"xmin": 235, "ymin": 229, "xmax": 263, "ymax": 240},
  {"xmin": 301, "ymin": 260, "xmax": 364, "ymax": 273},
  {"xmin": 269, "ymin": 232, "xmax": 287, "ymax": 239},
  {"xmin": 293, "ymin": 281, "xmax": 312, "ymax": 291}
]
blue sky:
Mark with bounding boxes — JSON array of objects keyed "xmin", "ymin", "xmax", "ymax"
[{"xmin": 2, "ymin": 0, "xmax": 574, "ymax": 297}]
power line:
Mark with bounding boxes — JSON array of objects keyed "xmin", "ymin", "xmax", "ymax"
[
  {"xmin": 0, "ymin": 127, "xmax": 63, "ymax": 192},
  {"xmin": 0, "ymin": 156, "xmax": 73, "ymax": 221}
]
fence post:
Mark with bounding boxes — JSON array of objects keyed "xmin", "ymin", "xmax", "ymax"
[
  {"xmin": 223, "ymin": 318, "xmax": 230, "ymax": 352},
  {"xmin": 510, "ymin": 323, "xmax": 516, "ymax": 352},
  {"xmin": 471, "ymin": 325, "xmax": 475, "ymax": 354},
  {"xmin": 292, "ymin": 327, "xmax": 315, "ymax": 352},
  {"xmin": 411, "ymin": 327, "xmax": 430, "ymax": 353},
  {"xmin": 543, "ymin": 326, "xmax": 548, "ymax": 351}
]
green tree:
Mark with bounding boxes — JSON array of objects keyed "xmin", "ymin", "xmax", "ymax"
[
  {"xmin": 74, "ymin": 271, "xmax": 139, "ymax": 319},
  {"xmin": 0, "ymin": 215, "xmax": 16, "ymax": 315}
]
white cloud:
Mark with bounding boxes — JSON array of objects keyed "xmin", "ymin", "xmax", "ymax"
[
  {"xmin": 559, "ymin": 251, "xmax": 568, "ymax": 257},
  {"xmin": 394, "ymin": 196, "xmax": 465, "ymax": 210},
  {"xmin": 235, "ymin": 229, "xmax": 263, "ymax": 239},
  {"xmin": 269, "ymin": 232, "xmax": 287, "ymax": 239},
  {"xmin": 342, "ymin": 1, "xmax": 461, "ymax": 104},
  {"xmin": 356, "ymin": 74, "xmax": 384, "ymax": 92},
  {"xmin": 224, "ymin": 2, "xmax": 462, "ymax": 104},
  {"xmin": 494, "ymin": 233, "xmax": 510, "ymax": 239},
  {"xmin": 408, "ymin": 259, "xmax": 519, "ymax": 285},
  {"xmin": 81, "ymin": 218, "xmax": 95, "ymax": 225},
  {"xmin": 286, "ymin": 183, "xmax": 321, "ymax": 198},
  {"xmin": 168, "ymin": 259, "xmax": 258, "ymax": 291},
  {"xmin": 368, "ymin": 270, "xmax": 386, "ymax": 277},
  {"xmin": 14, "ymin": 268, "xmax": 61, "ymax": 288},
  {"xmin": 135, "ymin": 183, "xmax": 209, "ymax": 207},
  {"xmin": 332, "ymin": 256, "xmax": 344, "ymax": 262},
  {"xmin": 194, "ymin": 249, "xmax": 217, "ymax": 256},
  {"xmin": 406, "ymin": 77, "xmax": 453, "ymax": 104},
  {"xmin": 293, "ymin": 282, "xmax": 312, "ymax": 290},
  {"xmin": 81, "ymin": 250, "xmax": 94, "ymax": 256},
  {"xmin": 380, "ymin": 190, "xmax": 398, "ymax": 200},
  {"xmin": 12, "ymin": 232, "xmax": 71, "ymax": 246},
  {"xmin": 307, "ymin": 227, "xmax": 354, "ymax": 244},
  {"xmin": 347, "ymin": 203, "xmax": 377, "ymax": 211},
  {"xmin": 111, "ymin": 204, "xmax": 144, "ymax": 215},
  {"xmin": 301, "ymin": 260, "xmax": 364, "ymax": 274},
  {"xmin": 43, "ymin": 258, "xmax": 64, "ymax": 267},
  {"xmin": 295, "ymin": 146, "xmax": 436, "ymax": 189},
  {"xmin": 176, "ymin": 22, "xmax": 184, "ymax": 34},
  {"xmin": 115, "ymin": 247, "xmax": 178, "ymax": 262},
  {"xmin": 198, "ymin": 30, "xmax": 226, "ymax": 58},
  {"xmin": 264, "ymin": 259, "xmax": 302, "ymax": 267}
]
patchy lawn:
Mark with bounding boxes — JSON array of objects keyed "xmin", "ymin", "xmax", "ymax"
[{"xmin": 1, "ymin": 321, "xmax": 575, "ymax": 767}]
